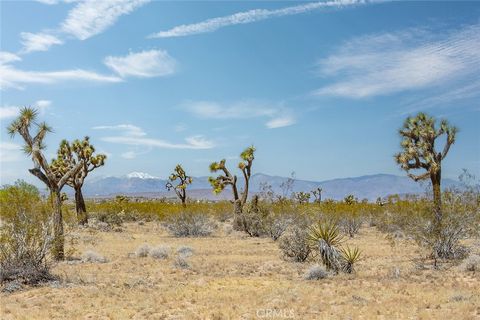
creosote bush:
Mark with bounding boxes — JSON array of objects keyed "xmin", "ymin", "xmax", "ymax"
[
  {"xmin": 279, "ymin": 225, "xmax": 311, "ymax": 262},
  {"xmin": 304, "ymin": 264, "xmax": 328, "ymax": 280},
  {"xmin": 0, "ymin": 181, "xmax": 56, "ymax": 286},
  {"xmin": 81, "ymin": 250, "xmax": 107, "ymax": 263},
  {"xmin": 135, "ymin": 244, "xmax": 151, "ymax": 258},
  {"xmin": 164, "ymin": 211, "xmax": 215, "ymax": 237},
  {"xmin": 462, "ymin": 254, "xmax": 480, "ymax": 273},
  {"xmin": 149, "ymin": 246, "xmax": 169, "ymax": 260},
  {"xmin": 174, "ymin": 255, "xmax": 190, "ymax": 269}
]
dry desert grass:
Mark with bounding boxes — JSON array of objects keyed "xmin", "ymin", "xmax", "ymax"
[{"xmin": 1, "ymin": 222, "xmax": 479, "ymax": 319}]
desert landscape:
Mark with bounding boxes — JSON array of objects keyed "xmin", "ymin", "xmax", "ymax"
[
  {"xmin": 2, "ymin": 219, "xmax": 479, "ymax": 320},
  {"xmin": 1, "ymin": 0, "xmax": 480, "ymax": 319}
]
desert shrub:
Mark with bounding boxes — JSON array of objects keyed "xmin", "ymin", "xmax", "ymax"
[
  {"xmin": 340, "ymin": 216, "xmax": 362, "ymax": 238},
  {"xmin": 0, "ymin": 181, "xmax": 56, "ymax": 286},
  {"xmin": 176, "ymin": 245, "xmax": 194, "ymax": 257},
  {"xmin": 462, "ymin": 254, "xmax": 480, "ymax": 273},
  {"xmin": 81, "ymin": 250, "xmax": 107, "ymax": 263},
  {"xmin": 238, "ymin": 196, "xmax": 269, "ymax": 237},
  {"xmin": 135, "ymin": 244, "xmax": 151, "ymax": 257},
  {"xmin": 149, "ymin": 246, "xmax": 169, "ymax": 260},
  {"xmin": 96, "ymin": 211, "xmax": 123, "ymax": 227},
  {"xmin": 164, "ymin": 211, "xmax": 215, "ymax": 237},
  {"xmin": 264, "ymin": 214, "xmax": 293, "ymax": 241},
  {"xmin": 174, "ymin": 255, "xmax": 190, "ymax": 269},
  {"xmin": 278, "ymin": 225, "xmax": 311, "ymax": 262},
  {"xmin": 304, "ymin": 265, "xmax": 328, "ymax": 280}
]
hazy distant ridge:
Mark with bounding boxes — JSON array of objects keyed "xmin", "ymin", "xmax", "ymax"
[{"xmin": 82, "ymin": 172, "xmax": 459, "ymax": 201}]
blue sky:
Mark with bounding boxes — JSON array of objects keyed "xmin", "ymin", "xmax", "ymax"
[{"xmin": 1, "ymin": 0, "xmax": 479, "ymax": 186}]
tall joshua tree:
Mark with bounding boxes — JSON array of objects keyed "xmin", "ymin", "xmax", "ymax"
[
  {"xmin": 209, "ymin": 146, "xmax": 255, "ymax": 228},
  {"xmin": 8, "ymin": 107, "xmax": 83, "ymax": 260},
  {"xmin": 51, "ymin": 137, "xmax": 106, "ymax": 225},
  {"xmin": 395, "ymin": 112, "xmax": 457, "ymax": 232},
  {"xmin": 166, "ymin": 164, "xmax": 192, "ymax": 208},
  {"xmin": 312, "ymin": 187, "xmax": 323, "ymax": 203}
]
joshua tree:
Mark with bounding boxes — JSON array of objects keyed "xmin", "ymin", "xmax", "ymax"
[
  {"xmin": 165, "ymin": 164, "xmax": 192, "ymax": 208},
  {"xmin": 293, "ymin": 191, "xmax": 311, "ymax": 204},
  {"xmin": 395, "ymin": 112, "xmax": 457, "ymax": 233},
  {"xmin": 209, "ymin": 146, "xmax": 255, "ymax": 229},
  {"xmin": 8, "ymin": 107, "xmax": 83, "ymax": 260},
  {"xmin": 51, "ymin": 137, "xmax": 106, "ymax": 225},
  {"xmin": 344, "ymin": 194, "xmax": 357, "ymax": 205},
  {"xmin": 312, "ymin": 187, "xmax": 323, "ymax": 203}
]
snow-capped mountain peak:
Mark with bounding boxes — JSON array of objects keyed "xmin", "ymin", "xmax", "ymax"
[{"xmin": 126, "ymin": 172, "xmax": 159, "ymax": 179}]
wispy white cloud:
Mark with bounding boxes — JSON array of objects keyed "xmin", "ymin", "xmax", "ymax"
[
  {"xmin": 92, "ymin": 124, "xmax": 146, "ymax": 137},
  {"xmin": 266, "ymin": 114, "xmax": 296, "ymax": 129},
  {"xmin": 61, "ymin": 0, "xmax": 150, "ymax": 40},
  {"xmin": 0, "ymin": 65, "xmax": 122, "ymax": 90},
  {"xmin": 102, "ymin": 135, "xmax": 215, "ymax": 150},
  {"xmin": 104, "ymin": 49, "xmax": 176, "ymax": 78},
  {"xmin": 0, "ymin": 142, "xmax": 22, "ymax": 162},
  {"xmin": 149, "ymin": 0, "xmax": 363, "ymax": 38},
  {"xmin": 35, "ymin": 0, "xmax": 78, "ymax": 4},
  {"xmin": 314, "ymin": 23, "xmax": 480, "ymax": 98},
  {"xmin": 0, "ymin": 106, "xmax": 20, "ymax": 120},
  {"xmin": 20, "ymin": 32, "xmax": 63, "ymax": 53},
  {"xmin": 1, "ymin": 48, "xmax": 174, "ymax": 90},
  {"xmin": 22, "ymin": 0, "xmax": 149, "ymax": 53},
  {"xmin": 0, "ymin": 51, "xmax": 122, "ymax": 90},
  {"xmin": 184, "ymin": 100, "xmax": 296, "ymax": 129},
  {"xmin": 94, "ymin": 124, "xmax": 215, "ymax": 150},
  {"xmin": 0, "ymin": 100, "xmax": 52, "ymax": 119},
  {"xmin": 0, "ymin": 52, "xmax": 21, "ymax": 64}
]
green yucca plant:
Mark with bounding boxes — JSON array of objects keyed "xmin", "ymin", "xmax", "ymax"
[
  {"xmin": 339, "ymin": 245, "xmax": 361, "ymax": 274},
  {"xmin": 307, "ymin": 220, "xmax": 343, "ymax": 272}
]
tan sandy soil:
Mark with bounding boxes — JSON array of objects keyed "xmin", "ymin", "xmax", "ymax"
[{"xmin": 1, "ymin": 222, "xmax": 479, "ymax": 319}]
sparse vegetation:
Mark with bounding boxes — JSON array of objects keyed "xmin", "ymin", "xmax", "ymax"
[
  {"xmin": 0, "ymin": 181, "xmax": 55, "ymax": 286},
  {"xmin": 81, "ymin": 250, "xmax": 107, "ymax": 263},
  {"xmin": 163, "ymin": 211, "xmax": 215, "ymax": 237},
  {"xmin": 279, "ymin": 224, "xmax": 311, "ymax": 262},
  {"xmin": 8, "ymin": 107, "xmax": 84, "ymax": 260},
  {"xmin": 304, "ymin": 264, "xmax": 328, "ymax": 280},
  {"xmin": 149, "ymin": 246, "xmax": 169, "ymax": 260}
]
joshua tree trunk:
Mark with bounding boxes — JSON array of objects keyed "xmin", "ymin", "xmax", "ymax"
[
  {"xmin": 233, "ymin": 199, "xmax": 243, "ymax": 231},
  {"xmin": 52, "ymin": 190, "xmax": 64, "ymax": 260},
  {"xmin": 74, "ymin": 185, "xmax": 88, "ymax": 225},
  {"xmin": 431, "ymin": 169, "xmax": 442, "ymax": 231},
  {"xmin": 180, "ymin": 190, "xmax": 187, "ymax": 208}
]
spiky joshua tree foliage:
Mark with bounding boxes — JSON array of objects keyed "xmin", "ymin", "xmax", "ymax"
[
  {"xmin": 312, "ymin": 187, "xmax": 323, "ymax": 203},
  {"xmin": 395, "ymin": 112, "xmax": 457, "ymax": 238},
  {"xmin": 8, "ymin": 107, "xmax": 84, "ymax": 260},
  {"xmin": 166, "ymin": 164, "xmax": 192, "ymax": 208},
  {"xmin": 209, "ymin": 146, "xmax": 255, "ymax": 230},
  {"xmin": 51, "ymin": 137, "xmax": 106, "ymax": 225}
]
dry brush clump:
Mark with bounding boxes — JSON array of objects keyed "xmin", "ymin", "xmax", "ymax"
[
  {"xmin": 0, "ymin": 181, "xmax": 56, "ymax": 287},
  {"xmin": 278, "ymin": 224, "xmax": 311, "ymax": 262},
  {"xmin": 163, "ymin": 211, "xmax": 216, "ymax": 237},
  {"xmin": 81, "ymin": 250, "xmax": 107, "ymax": 263},
  {"xmin": 149, "ymin": 246, "xmax": 169, "ymax": 260},
  {"xmin": 304, "ymin": 264, "xmax": 328, "ymax": 280}
]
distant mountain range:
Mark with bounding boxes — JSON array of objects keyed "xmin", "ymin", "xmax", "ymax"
[{"xmin": 81, "ymin": 172, "xmax": 460, "ymax": 201}]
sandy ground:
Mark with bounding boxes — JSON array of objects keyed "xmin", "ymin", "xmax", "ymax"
[{"xmin": 1, "ymin": 222, "xmax": 479, "ymax": 320}]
